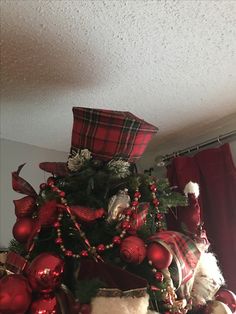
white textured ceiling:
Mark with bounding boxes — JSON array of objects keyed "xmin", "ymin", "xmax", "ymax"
[{"xmin": 1, "ymin": 0, "xmax": 236, "ymax": 158}]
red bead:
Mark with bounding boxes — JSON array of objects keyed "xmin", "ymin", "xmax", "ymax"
[
  {"xmin": 113, "ymin": 236, "xmax": 121, "ymax": 245},
  {"xmin": 81, "ymin": 250, "xmax": 89, "ymax": 257},
  {"xmin": 97, "ymin": 244, "xmax": 105, "ymax": 252},
  {"xmin": 59, "ymin": 191, "xmax": 65, "ymax": 197},
  {"xmin": 154, "ymin": 271, "xmax": 164, "ymax": 282},
  {"xmin": 157, "ymin": 213, "xmax": 163, "ymax": 220},
  {"xmin": 40, "ymin": 183, "xmax": 47, "ymax": 190},
  {"xmin": 124, "ymin": 208, "xmax": 133, "ymax": 216},
  {"xmin": 150, "ymin": 184, "xmax": 157, "ymax": 192},
  {"xmin": 47, "ymin": 177, "xmax": 55, "ymax": 186},
  {"xmin": 131, "ymin": 201, "xmax": 139, "ymax": 207},
  {"xmin": 55, "ymin": 238, "xmax": 63, "ymax": 244},
  {"xmin": 153, "ymin": 198, "xmax": 160, "ymax": 206},
  {"xmin": 121, "ymin": 221, "xmax": 131, "ymax": 230},
  {"xmin": 134, "ymin": 191, "xmax": 141, "ymax": 198},
  {"xmin": 53, "ymin": 221, "xmax": 61, "ymax": 228},
  {"xmin": 52, "ymin": 187, "xmax": 59, "ymax": 192},
  {"xmin": 120, "ymin": 236, "xmax": 146, "ymax": 264},
  {"xmin": 65, "ymin": 250, "xmax": 73, "ymax": 257}
]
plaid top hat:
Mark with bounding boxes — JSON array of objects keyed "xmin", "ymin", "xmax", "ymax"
[{"xmin": 70, "ymin": 107, "xmax": 158, "ymax": 162}]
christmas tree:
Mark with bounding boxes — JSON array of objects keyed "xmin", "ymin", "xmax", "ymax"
[{"xmin": 0, "ymin": 108, "xmax": 235, "ymax": 314}]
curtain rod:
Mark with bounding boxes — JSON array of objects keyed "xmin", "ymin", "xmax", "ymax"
[{"xmin": 158, "ymin": 130, "xmax": 236, "ymax": 163}]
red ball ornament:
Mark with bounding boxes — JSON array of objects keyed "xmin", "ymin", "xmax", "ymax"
[
  {"xmin": 28, "ymin": 294, "xmax": 59, "ymax": 314},
  {"xmin": 120, "ymin": 236, "xmax": 146, "ymax": 264},
  {"xmin": 13, "ymin": 217, "xmax": 34, "ymax": 243},
  {"xmin": 14, "ymin": 196, "xmax": 36, "ymax": 218},
  {"xmin": 147, "ymin": 242, "xmax": 173, "ymax": 269},
  {"xmin": 27, "ymin": 253, "xmax": 64, "ymax": 293},
  {"xmin": 0, "ymin": 274, "xmax": 32, "ymax": 314},
  {"xmin": 215, "ymin": 288, "xmax": 236, "ymax": 313}
]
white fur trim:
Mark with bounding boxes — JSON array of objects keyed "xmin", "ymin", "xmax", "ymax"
[
  {"xmin": 184, "ymin": 181, "xmax": 200, "ymax": 198},
  {"xmin": 91, "ymin": 293, "xmax": 150, "ymax": 314},
  {"xmin": 191, "ymin": 252, "xmax": 225, "ymax": 307}
]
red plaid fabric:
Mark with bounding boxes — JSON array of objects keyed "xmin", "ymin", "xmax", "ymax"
[
  {"xmin": 71, "ymin": 107, "xmax": 158, "ymax": 162},
  {"xmin": 149, "ymin": 231, "xmax": 201, "ymax": 288}
]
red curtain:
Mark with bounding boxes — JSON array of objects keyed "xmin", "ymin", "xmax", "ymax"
[{"xmin": 167, "ymin": 143, "xmax": 236, "ymax": 292}]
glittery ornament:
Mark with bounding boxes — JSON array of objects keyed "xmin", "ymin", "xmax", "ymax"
[
  {"xmin": 27, "ymin": 253, "xmax": 64, "ymax": 293},
  {"xmin": 120, "ymin": 236, "xmax": 146, "ymax": 264}
]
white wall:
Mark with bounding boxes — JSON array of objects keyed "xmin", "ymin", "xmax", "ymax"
[{"xmin": 0, "ymin": 138, "xmax": 67, "ymax": 248}]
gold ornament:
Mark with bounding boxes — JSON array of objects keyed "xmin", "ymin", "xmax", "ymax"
[{"xmin": 107, "ymin": 189, "xmax": 130, "ymax": 222}]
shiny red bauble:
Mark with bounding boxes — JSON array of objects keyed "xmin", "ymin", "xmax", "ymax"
[
  {"xmin": 27, "ymin": 253, "xmax": 64, "ymax": 293},
  {"xmin": 28, "ymin": 294, "xmax": 59, "ymax": 314},
  {"xmin": 120, "ymin": 236, "xmax": 146, "ymax": 264},
  {"xmin": 0, "ymin": 274, "xmax": 32, "ymax": 314},
  {"xmin": 147, "ymin": 242, "xmax": 173, "ymax": 269},
  {"xmin": 12, "ymin": 217, "xmax": 34, "ymax": 243},
  {"xmin": 14, "ymin": 196, "xmax": 36, "ymax": 218},
  {"xmin": 215, "ymin": 288, "xmax": 236, "ymax": 313}
]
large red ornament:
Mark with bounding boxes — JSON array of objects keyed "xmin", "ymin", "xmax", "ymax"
[
  {"xmin": 28, "ymin": 294, "xmax": 60, "ymax": 314},
  {"xmin": 147, "ymin": 242, "xmax": 173, "ymax": 269},
  {"xmin": 215, "ymin": 288, "xmax": 236, "ymax": 313},
  {"xmin": 27, "ymin": 253, "xmax": 64, "ymax": 293},
  {"xmin": 120, "ymin": 236, "xmax": 146, "ymax": 264},
  {"xmin": 12, "ymin": 217, "xmax": 34, "ymax": 243},
  {"xmin": 0, "ymin": 274, "xmax": 32, "ymax": 314},
  {"xmin": 14, "ymin": 195, "xmax": 36, "ymax": 218}
]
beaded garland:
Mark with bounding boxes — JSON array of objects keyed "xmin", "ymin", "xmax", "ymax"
[{"xmin": 44, "ymin": 177, "xmax": 165, "ymax": 260}]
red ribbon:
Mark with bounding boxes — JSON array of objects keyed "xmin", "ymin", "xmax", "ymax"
[{"xmin": 12, "ymin": 164, "xmax": 37, "ymax": 198}]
